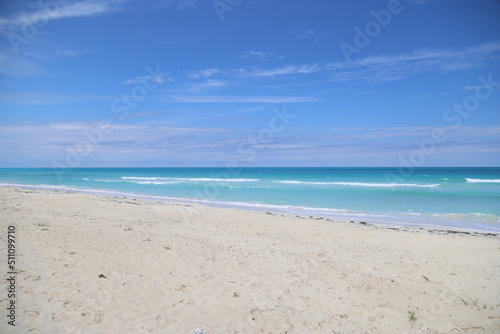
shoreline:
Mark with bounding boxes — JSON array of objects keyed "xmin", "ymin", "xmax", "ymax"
[
  {"xmin": 1, "ymin": 186, "xmax": 500, "ymax": 332},
  {"xmin": 1, "ymin": 183, "xmax": 499, "ymax": 237}
]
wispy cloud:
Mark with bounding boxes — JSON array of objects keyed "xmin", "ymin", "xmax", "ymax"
[
  {"xmin": 241, "ymin": 51, "xmax": 274, "ymax": 60},
  {"xmin": 1, "ymin": 123, "xmax": 499, "ymax": 167},
  {"xmin": 0, "ymin": 0, "xmax": 120, "ymax": 29},
  {"xmin": 54, "ymin": 48, "xmax": 90, "ymax": 57},
  {"xmin": 287, "ymin": 28, "xmax": 327, "ymax": 41},
  {"xmin": 151, "ymin": 0, "xmax": 196, "ymax": 11},
  {"xmin": 186, "ymin": 68, "xmax": 225, "ymax": 79},
  {"xmin": 0, "ymin": 121, "xmax": 255, "ymax": 166},
  {"xmin": 355, "ymin": 91, "xmax": 380, "ymax": 95},
  {"xmin": 259, "ymin": 126, "xmax": 500, "ymax": 166},
  {"xmin": 326, "ymin": 41, "xmax": 500, "ymax": 83},
  {"xmin": 240, "ymin": 41, "xmax": 500, "ymax": 82},
  {"xmin": 464, "ymin": 83, "xmax": 494, "ymax": 91},
  {"xmin": 176, "ymin": 0, "xmax": 195, "ymax": 10},
  {"xmin": 251, "ymin": 64, "xmax": 320, "ymax": 77},
  {"xmin": 0, "ymin": 52, "xmax": 43, "ymax": 76},
  {"xmin": 184, "ymin": 79, "xmax": 228, "ymax": 92},
  {"xmin": 0, "ymin": 39, "xmax": 90, "ymax": 77},
  {"xmin": 329, "ymin": 126, "xmax": 436, "ymax": 139},
  {"xmin": 409, "ymin": 0, "xmax": 444, "ymax": 4},
  {"xmin": 122, "ymin": 74, "xmax": 171, "ymax": 85},
  {"xmin": 0, "ymin": 122, "xmax": 238, "ymax": 147},
  {"xmin": 328, "ymin": 126, "xmax": 500, "ymax": 141},
  {"xmin": 0, "ymin": 92, "xmax": 115, "ymax": 105}
]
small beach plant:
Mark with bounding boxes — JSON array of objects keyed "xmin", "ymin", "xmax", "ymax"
[{"xmin": 408, "ymin": 310, "xmax": 417, "ymax": 322}]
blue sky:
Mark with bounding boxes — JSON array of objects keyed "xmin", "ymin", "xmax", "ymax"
[{"xmin": 0, "ymin": 0, "xmax": 499, "ymax": 167}]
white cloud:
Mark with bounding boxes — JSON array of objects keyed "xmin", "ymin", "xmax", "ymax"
[
  {"xmin": 0, "ymin": 121, "xmax": 254, "ymax": 166},
  {"xmin": 55, "ymin": 48, "xmax": 90, "ymax": 57},
  {"xmin": 186, "ymin": 68, "xmax": 225, "ymax": 79},
  {"xmin": 409, "ymin": 0, "xmax": 444, "ymax": 4},
  {"xmin": 122, "ymin": 73, "xmax": 171, "ymax": 85},
  {"xmin": 176, "ymin": 0, "xmax": 195, "ymax": 10},
  {"xmin": 327, "ymin": 41, "xmax": 500, "ymax": 83},
  {"xmin": 0, "ymin": 52, "xmax": 44, "ymax": 76},
  {"xmin": 251, "ymin": 64, "xmax": 320, "ymax": 77},
  {"xmin": 0, "ymin": 122, "xmax": 233, "ymax": 147},
  {"xmin": 0, "ymin": 92, "xmax": 115, "ymax": 105},
  {"xmin": 245, "ymin": 41, "xmax": 500, "ymax": 81},
  {"xmin": 355, "ymin": 91, "xmax": 379, "ymax": 95},
  {"xmin": 0, "ymin": 0, "xmax": 119, "ymax": 29},
  {"xmin": 151, "ymin": 0, "xmax": 196, "ymax": 11},
  {"xmin": 465, "ymin": 84, "xmax": 493, "ymax": 91},
  {"xmin": 288, "ymin": 28, "xmax": 327, "ymax": 40},
  {"xmin": 327, "ymin": 126, "xmax": 500, "ymax": 141},
  {"xmin": 238, "ymin": 41, "xmax": 500, "ymax": 83},
  {"xmin": 185, "ymin": 79, "xmax": 228, "ymax": 92},
  {"xmin": 0, "ymin": 38, "xmax": 90, "ymax": 77},
  {"xmin": 241, "ymin": 51, "xmax": 274, "ymax": 60},
  {"xmin": 1, "ymin": 123, "xmax": 499, "ymax": 167}
]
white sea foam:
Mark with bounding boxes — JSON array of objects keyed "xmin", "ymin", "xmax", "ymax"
[
  {"xmin": 466, "ymin": 178, "xmax": 500, "ymax": 183},
  {"xmin": 334, "ymin": 182, "xmax": 439, "ymax": 188},
  {"xmin": 135, "ymin": 181, "xmax": 181, "ymax": 185},
  {"xmin": 2, "ymin": 182, "xmax": 499, "ymax": 233},
  {"xmin": 430, "ymin": 212, "xmax": 500, "ymax": 224},
  {"xmin": 277, "ymin": 180, "xmax": 331, "ymax": 185},
  {"xmin": 212, "ymin": 201, "xmax": 350, "ymax": 213},
  {"xmin": 98, "ymin": 179, "xmax": 122, "ymax": 183},
  {"xmin": 275, "ymin": 180, "xmax": 440, "ymax": 188},
  {"xmin": 121, "ymin": 177, "xmax": 259, "ymax": 182}
]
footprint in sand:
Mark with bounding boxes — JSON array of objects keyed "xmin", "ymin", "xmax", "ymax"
[
  {"xmin": 23, "ymin": 310, "xmax": 39, "ymax": 317},
  {"xmin": 81, "ymin": 311, "xmax": 102, "ymax": 323}
]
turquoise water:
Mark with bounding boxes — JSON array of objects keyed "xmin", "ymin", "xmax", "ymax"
[{"xmin": 1, "ymin": 167, "xmax": 499, "ymax": 232}]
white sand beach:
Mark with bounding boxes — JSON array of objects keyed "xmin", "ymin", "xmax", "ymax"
[{"xmin": 0, "ymin": 186, "xmax": 499, "ymax": 333}]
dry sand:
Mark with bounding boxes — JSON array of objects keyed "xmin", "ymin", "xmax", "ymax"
[{"xmin": 0, "ymin": 186, "xmax": 499, "ymax": 333}]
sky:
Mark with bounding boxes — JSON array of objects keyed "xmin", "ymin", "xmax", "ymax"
[{"xmin": 0, "ymin": 0, "xmax": 499, "ymax": 167}]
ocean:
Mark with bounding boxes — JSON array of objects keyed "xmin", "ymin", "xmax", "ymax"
[{"xmin": 1, "ymin": 167, "xmax": 499, "ymax": 232}]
